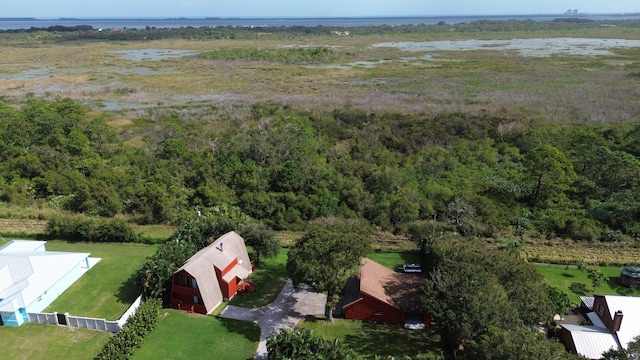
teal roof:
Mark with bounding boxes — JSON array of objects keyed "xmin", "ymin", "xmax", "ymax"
[{"xmin": 621, "ymin": 266, "xmax": 640, "ymax": 278}]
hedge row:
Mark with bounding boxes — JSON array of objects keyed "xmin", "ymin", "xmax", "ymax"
[
  {"xmin": 94, "ymin": 298, "xmax": 162, "ymax": 360},
  {"xmin": 46, "ymin": 215, "xmax": 142, "ymax": 243}
]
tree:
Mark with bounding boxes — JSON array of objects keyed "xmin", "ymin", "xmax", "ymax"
[
  {"xmin": 588, "ymin": 268, "xmax": 605, "ymax": 291},
  {"xmin": 523, "ymin": 144, "xmax": 576, "ymax": 208},
  {"xmin": 578, "ymin": 263, "xmax": 606, "ymax": 291},
  {"xmin": 423, "ymin": 241, "xmax": 555, "ymax": 355},
  {"xmin": 240, "ymin": 222, "xmax": 279, "ymax": 265},
  {"xmin": 602, "ymin": 335, "xmax": 640, "ymax": 360},
  {"xmin": 423, "ymin": 256, "xmax": 518, "ymax": 354},
  {"xmin": 286, "ymin": 228, "xmax": 371, "ymax": 322},
  {"xmin": 499, "ymin": 238, "xmax": 529, "ymax": 263},
  {"xmin": 547, "ymin": 285, "xmax": 571, "ymax": 316},
  {"xmin": 466, "ymin": 326, "xmax": 576, "ymax": 360}
]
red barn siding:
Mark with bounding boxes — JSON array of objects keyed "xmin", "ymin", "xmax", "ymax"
[
  {"xmin": 226, "ymin": 278, "xmax": 237, "ymax": 298},
  {"xmin": 560, "ymin": 327, "xmax": 578, "ymax": 355},
  {"xmin": 345, "ymin": 294, "xmax": 404, "ymax": 323},
  {"xmin": 221, "ymin": 258, "xmax": 238, "ymax": 277},
  {"xmin": 170, "ymin": 270, "xmax": 207, "ymax": 314}
]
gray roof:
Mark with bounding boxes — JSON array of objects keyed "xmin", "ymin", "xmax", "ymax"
[
  {"xmin": 176, "ymin": 231, "xmax": 251, "ymax": 314},
  {"xmin": 580, "ymin": 296, "xmax": 595, "ymax": 310},
  {"xmin": 562, "ymin": 324, "xmax": 620, "ymax": 359}
]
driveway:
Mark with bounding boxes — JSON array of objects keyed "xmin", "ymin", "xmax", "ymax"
[{"xmin": 219, "ymin": 279, "xmax": 327, "ymax": 360}]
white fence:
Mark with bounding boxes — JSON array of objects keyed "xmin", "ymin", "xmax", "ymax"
[
  {"xmin": 28, "ymin": 312, "xmax": 58, "ymax": 325},
  {"xmin": 28, "ymin": 294, "xmax": 143, "ymax": 333}
]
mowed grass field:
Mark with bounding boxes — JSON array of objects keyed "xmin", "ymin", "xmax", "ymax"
[
  {"xmin": 298, "ymin": 317, "xmax": 441, "ymax": 359},
  {"xmin": 0, "ymin": 323, "xmax": 110, "ymax": 360},
  {"xmin": 229, "ymin": 247, "xmax": 289, "ymax": 308},
  {"xmin": 44, "ymin": 241, "xmax": 158, "ymax": 319},
  {"xmin": 131, "ymin": 310, "xmax": 260, "ymax": 360},
  {"xmin": 535, "ymin": 263, "xmax": 640, "ymax": 305}
]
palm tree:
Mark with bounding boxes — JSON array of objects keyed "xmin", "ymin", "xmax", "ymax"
[{"xmin": 499, "ymin": 238, "xmax": 529, "ymax": 263}]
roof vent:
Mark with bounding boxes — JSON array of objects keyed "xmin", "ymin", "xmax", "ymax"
[{"xmin": 219, "ymin": 243, "xmax": 224, "ymax": 251}]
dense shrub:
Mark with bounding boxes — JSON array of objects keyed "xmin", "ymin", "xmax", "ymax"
[
  {"xmin": 267, "ymin": 328, "xmax": 357, "ymax": 360},
  {"xmin": 46, "ymin": 215, "xmax": 141, "ymax": 243},
  {"xmin": 5, "ymin": 97, "xmax": 640, "ymax": 238},
  {"xmin": 94, "ymin": 298, "xmax": 162, "ymax": 360}
]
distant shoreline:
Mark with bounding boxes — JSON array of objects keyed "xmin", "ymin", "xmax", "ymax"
[
  {"xmin": 2, "ymin": 13, "xmax": 640, "ymax": 20},
  {"xmin": 1, "ymin": 13, "xmax": 640, "ymax": 31}
]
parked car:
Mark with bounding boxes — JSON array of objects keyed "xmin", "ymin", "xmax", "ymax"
[{"xmin": 401, "ymin": 264, "xmax": 422, "ymax": 273}]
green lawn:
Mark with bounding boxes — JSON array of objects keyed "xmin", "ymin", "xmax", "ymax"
[
  {"xmin": 298, "ymin": 317, "xmax": 441, "ymax": 359},
  {"xmin": 367, "ymin": 251, "xmax": 423, "ymax": 271},
  {"xmin": 132, "ymin": 310, "xmax": 259, "ymax": 360},
  {"xmin": 0, "ymin": 323, "xmax": 110, "ymax": 360},
  {"xmin": 229, "ymin": 248, "xmax": 289, "ymax": 308},
  {"xmin": 44, "ymin": 241, "xmax": 158, "ymax": 319},
  {"xmin": 536, "ymin": 263, "xmax": 640, "ymax": 305}
]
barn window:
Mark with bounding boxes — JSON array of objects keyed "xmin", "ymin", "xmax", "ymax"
[
  {"xmin": 193, "ymin": 296, "xmax": 202, "ymax": 304},
  {"xmin": 375, "ymin": 311, "xmax": 384, "ymax": 316},
  {"xmin": 596, "ymin": 303, "xmax": 604, "ymax": 316},
  {"xmin": 179, "ymin": 277, "xmax": 188, "ymax": 287},
  {"xmin": 191, "ymin": 279, "xmax": 198, "ymax": 289}
]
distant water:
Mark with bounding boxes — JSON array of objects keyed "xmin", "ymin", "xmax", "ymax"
[{"xmin": 1, "ymin": 14, "xmax": 640, "ymax": 30}]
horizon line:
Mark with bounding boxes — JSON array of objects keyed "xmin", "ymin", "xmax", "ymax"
[{"xmin": 2, "ymin": 12, "xmax": 639, "ymax": 21}]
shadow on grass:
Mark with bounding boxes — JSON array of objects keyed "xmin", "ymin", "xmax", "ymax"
[
  {"xmin": 399, "ymin": 251, "xmax": 423, "ymax": 264},
  {"xmin": 219, "ymin": 317, "xmax": 261, "ymax": 346},
  {"xmin": 343, "ymin": 322, "xmax": 441, "ymax": 359},
  {"xmin": 116, "ymin": 273, "xmax": 142, "ymax": 306},
  {"xmin": 561, "ymin": 273, "xmax": 575, "ymax": 278},
  {"xmin": 230, "ymin": 260, "xmax": 288, "ymax": 308},
  {"xmin": 606, "ymin": 276, "xmax": 640, "ymax": 296},
  {"xmin": 569, "ymin": 282, "xmax": 589, "ymax": 296}
]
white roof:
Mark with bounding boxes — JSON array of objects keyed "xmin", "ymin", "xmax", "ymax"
[
  {"xmin": 566, "ymin": 295, "xmax": 640, "ymax": 359},
  {"xmin": 0, "ymin": 240, "xmax": 46, "ymax": 253},
  {"xmin": 0, "ymin": 241, "xmax": 89, "ymax": 312},
  {"xmin": 562, "ymin": 324, "xmax": 620, "ymax": 359},
  {"xmin": 601, "ymin": 295, "xmax": 640, "ymax": 349},
  {"xmin": 586, "ymin": 311, "xmax": 607, "ymax": 329}
]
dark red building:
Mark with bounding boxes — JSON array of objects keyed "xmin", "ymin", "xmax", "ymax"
[
  {"xmin": 342, "ymin": 258, "xmax": 430, "ymax": 327},
  {"xmin": 169, "ymin": 231, "xmax": 252, "ymax": 314}
]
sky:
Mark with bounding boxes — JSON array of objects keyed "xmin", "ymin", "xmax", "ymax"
[{"xmin": 2, "ymin": 0, "xmax": 638, "ymax": 19}]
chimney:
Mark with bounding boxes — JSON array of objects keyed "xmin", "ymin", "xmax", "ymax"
[{"xmin": 613, "ymin": 310, "xmax": 623, "ymax": 332}]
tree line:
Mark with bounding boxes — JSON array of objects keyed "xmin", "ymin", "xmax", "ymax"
[
  {"xmin": 2, "ymin": 18, "xmax": 640, "ymax": 41},
  {"xmin": 2, "ymin": 99, "xmax": 640, "ymax": 242}
]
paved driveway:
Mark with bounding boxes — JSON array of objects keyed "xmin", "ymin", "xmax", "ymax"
[{"xmin": 219, "ymin": 279, "xmax": 327, "ymax": 359}]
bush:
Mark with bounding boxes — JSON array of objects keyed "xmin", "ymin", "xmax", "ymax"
[
  {"xmin": 94, "ymin": 298, "xmax": 162, "ymax": 360},
  {"xmin": 46, "ymin": 215, "xmax": 141, "ymax": 243},
  {"xmin": 267, "ymin": 328, "xmax": 357, "ymax": 360},
  {"xmin": 600, "ymin": 229, "xmax": 628, "ymax": 243}
]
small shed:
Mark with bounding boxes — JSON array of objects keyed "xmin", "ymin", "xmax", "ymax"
[{"xmin": 620, "ymin": 266, "xmax": 640, "ymax": 288}]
